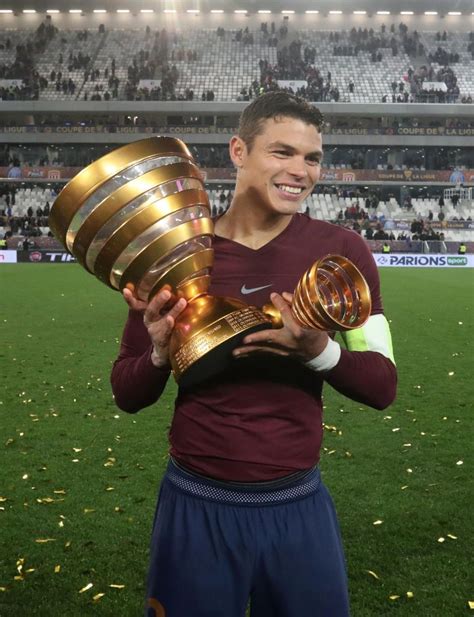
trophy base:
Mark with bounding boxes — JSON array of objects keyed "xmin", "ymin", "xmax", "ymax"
[
  {"xmin": 170, "ymin": 296, "xmax": 272, "ymax": 389},
  {"xmin": 178, "ymin": 321, "xmax": 269, "ymax": 389}
]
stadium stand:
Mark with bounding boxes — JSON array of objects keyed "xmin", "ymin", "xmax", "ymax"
[
  {"xmin": 1, "ymin": 186, "xmax": 472, "ymax": 249},
  {"xmin": 0, "ymin": 13, "xmax": 472, "ymax": 256},
  {"xmin": 0, "ymin": 21, "xmax": 472, "ymax": 102}
]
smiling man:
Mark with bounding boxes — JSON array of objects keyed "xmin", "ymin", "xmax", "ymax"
[{"xmin": 112, "ymin": 92, "xmax": 397, "ymax": 617}]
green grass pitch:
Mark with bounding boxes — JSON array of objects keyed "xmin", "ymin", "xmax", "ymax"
[{"xmin": 0, "ymin": 264, "xmax": 472, "ymax": 616}]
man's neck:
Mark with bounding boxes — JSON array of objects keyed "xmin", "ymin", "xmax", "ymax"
[{"xmin": 214, "ymin": 195, "xmax": 294, "ymax": 250}]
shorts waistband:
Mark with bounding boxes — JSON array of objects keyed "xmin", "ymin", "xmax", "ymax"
[{"xmin": 165, "ymin": 458, "xmax": 321, "ymax": 506}]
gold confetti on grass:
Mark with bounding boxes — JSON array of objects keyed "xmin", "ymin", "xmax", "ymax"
[
  {"xmin": 79, "ymin": 583, "xmax": 93, "ymax": 594},
  {"xmin": 35, "ymin": 538, "xmax": 56, "ymax": 543},
  {"xmin": 93, "ymin": 593, "xmax": 106, "ymax": 602},
  {"xmin": 389, "ymin": 595, "xmax": 400, "ymax": 601},
  {"xmin": 0, "ymin": 586, "xmax": 7, "ymax": 592},
  {"xmin": 468, "ymin": 600, "xmax": 474, "ymax": 609},
  {"xmin": 36, "ymin": 497, "xmax": 58, "ymax": 504},
  {"xmin": 447, "ymin": 534, "xmax": 457, "ymax": 540},
  {"xmin": 407, "ymin": 591, "xmax": 414, "ymax": 598},
  {"xmin": 83, "ymin": 508, "xmax": 95, "ymax": 514},
  {"xmin": 448, "ymin": 371, "xmax": 454, "ymax": 376},
  {"xmin": 109, "ymin": 584, "xmax": 125, "ymax": 589},
  {"xmin": 366, "ymin": 570, "xmax": 380, "ymax": 580},
  {"xmin": 373, "ymin": 520, "xmax": 383, "ymax": 526},
  {"xmin": 54, "ymin": 565, "xmax": 61, "ymax": 573},
  {"xmin": 456, "ymin": 460, "xmax": 464, "ymax": 466},
  {"xmin": 438, "ymin": 537, "xmax": 445, "ymax": 543}
]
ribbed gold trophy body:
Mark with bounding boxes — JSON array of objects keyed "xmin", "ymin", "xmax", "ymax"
[
  {"xmin": 49, "ymin": 137, "xmax": 372, "ymax": 389},
  {"xmin": 49, "ymin": 137, "xmax": 271, "ymax": 388},
  {"xmin": 263, "ymin": 255, "xmax": 372, "ymax": 331}
]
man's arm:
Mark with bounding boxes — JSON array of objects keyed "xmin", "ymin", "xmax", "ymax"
[
  {"xmin": 322, "ymin": 314, "xmax": 397, "ymax": 410},
  {"xmin": 305, "ymin": 237, "xmax": 397, "ymax": 409},
  {"xmin": 110, "ymin": 287, "xmax": 187, "ymax": 413},
  {"xmin": 111, "ymin": 309, "xmax": 171, "ymax": 413}
]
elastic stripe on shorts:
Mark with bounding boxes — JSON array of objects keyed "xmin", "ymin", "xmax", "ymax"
[{"xmin": 165, "ymin": 460, "xmax": 321, "ymax": 506}]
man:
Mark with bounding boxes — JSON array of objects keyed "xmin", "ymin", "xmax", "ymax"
[
  {"xmin": 7, "ymin": 160, "xmax": 22, "ymax": 179},
  {"xmin": 111, "ymin": 92, "xmax": 397, "ymax": 617}
]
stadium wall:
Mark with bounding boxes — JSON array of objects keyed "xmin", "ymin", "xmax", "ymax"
[{"xmin": 2, "ymin": 250, "xmax": 474, "ymax": 268}]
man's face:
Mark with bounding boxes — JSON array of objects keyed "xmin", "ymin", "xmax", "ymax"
[{"xmin": 231, "ymin": 116, "xmax": 323, "ymax": 216}]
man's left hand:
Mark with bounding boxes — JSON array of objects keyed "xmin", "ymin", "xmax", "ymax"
[{"xmin": 233, "ymin": 292, "xmax": 329, "ymax": 362}]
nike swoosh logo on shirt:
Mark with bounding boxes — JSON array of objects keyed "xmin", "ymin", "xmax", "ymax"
[{"xmin": 240, "ymin": 284, "xmax": 273, "ymax": 295}]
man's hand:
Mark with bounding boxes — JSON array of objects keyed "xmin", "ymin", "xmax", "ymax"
[
  {"xmin": 123, "ymin": 286, "xmax": 187, "ymax": 369},
  {"xmin": 233, "ymin": 292, "xmax": 329, "ymax": 362}
]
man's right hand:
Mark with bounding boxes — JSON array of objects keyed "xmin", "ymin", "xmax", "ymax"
[{"xmin": 123, "ymin": 287, "xmax": 187, "ymax": 369}]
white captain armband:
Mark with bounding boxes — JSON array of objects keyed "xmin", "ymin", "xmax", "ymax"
[{"xmin": 305, "ymin": 337, "xmax": 341, "ymax": 372}]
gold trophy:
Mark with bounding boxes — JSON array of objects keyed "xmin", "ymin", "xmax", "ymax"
[{"xmin": 49, "ymin": 137, "xmax": 371, "ymax": 388}]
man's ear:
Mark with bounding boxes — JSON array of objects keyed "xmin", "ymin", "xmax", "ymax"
[{"xmin": 229, "ymin": 135, "xmax": 246, "ymax": 168}]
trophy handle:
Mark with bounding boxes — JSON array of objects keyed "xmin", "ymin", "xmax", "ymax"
[{"xmin": 261, "ymin": 255, "xmax": 371, "ymax": 332}]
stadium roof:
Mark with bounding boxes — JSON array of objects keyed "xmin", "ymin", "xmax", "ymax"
[{"xmin": 0, "ymin": 0, "xmax": 473, "ymax": 15}]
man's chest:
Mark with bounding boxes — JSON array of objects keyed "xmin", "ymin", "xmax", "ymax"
[{"xmin": 208, "ymin": 244, "xmax": 327, "ymax": 306}]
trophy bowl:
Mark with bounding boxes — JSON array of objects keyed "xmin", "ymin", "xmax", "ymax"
[{"xmin": 49, "ymin": 136, "xmax": 372, "ymax": 389}]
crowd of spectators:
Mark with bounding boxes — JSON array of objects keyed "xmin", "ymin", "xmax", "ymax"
[
  {"xmin": 1, "ymin": 20, "xmax": 472, "ymax": 104},
  {"xmin": 252, "ymin": 21, "xmax": 464, "ymax": 104},
  {"xmin": 257, "ymin": 53, "xmax": 341, "ymax": 103},
  {"xmin": 332, "ymin": 23, "xmax": 403, "ymax": 59},
  {"xmin": 406, "ymin": 63, "xmax": 461, "ymax": 103},
  {"xmin": 429, "ymin": 46, "xmax": 460, "ymax": 65},
  {"xmin": 0, "ymin": 112, "xmax": 471, "ymax": 132},
  {"xmin": 1, "ymin": 181, "xmax": 472, "ymax": 249},
  {"xmin": 3, "ymin": 142, "xmax": 472, "ymax": 172},
  {"xmin": 0, "ymin": 185, "xmax": 53, "ymax": 241},
  {"xmin": 0, "ymin": 19, "xmax": 58, "ymax": 100},
  {"xmin": 335, "ymin": 205, "xmax": 451, "ymax": 243},
  {"xmin": 123, "ymin": 28, "xmax": 176, "ymax": 101}
]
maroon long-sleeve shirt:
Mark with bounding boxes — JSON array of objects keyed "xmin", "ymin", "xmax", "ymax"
[{"xmin": 111, "ymin": 214, "xmax": 397, "ymax": 481}]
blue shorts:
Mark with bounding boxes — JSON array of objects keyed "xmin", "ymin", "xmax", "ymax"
[{"xmin": 145, "ymin": 459, "xmax": 350, "ymax": 617}]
